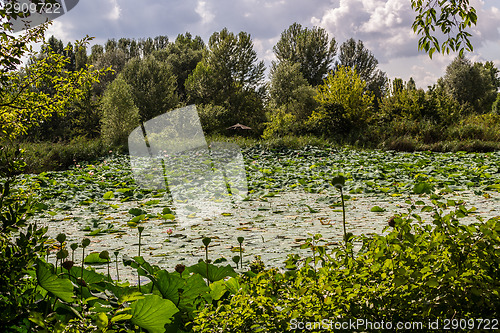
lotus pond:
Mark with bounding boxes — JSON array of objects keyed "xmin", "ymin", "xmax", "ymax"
[{"xmin": 21, "ymin": 146, "xmax": 500, "ymax": 281}]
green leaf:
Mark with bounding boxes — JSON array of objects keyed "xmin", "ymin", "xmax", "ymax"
[
  {"xmin": 210, "ymin": 280, "xmax": 227, "ymax": 301},
  {"xmin": 35, "ymin": 259, "xmax": 74, "ymax": 303},
  {"xmin": 84, "ymin": 252, "xmax": 109, "ymax": 264},
  {"xmin": 426, "ymin": 278, "xmax": 439, "ymax": 288},
  {"xmin": 186, "ymin": 262, "xmax": 237, "ymax": 282},
  {"xmin": 131, "ymin": 214, "xmax": 146, "ymax": 223},
  {"xmin": 69, "ymin": 266, "xmax": 104, "ymax": 285},
  {"xmin": 370, "ymin": 206, "xmax": 386, "ymax": 212},
  {"xmin": 154, "ymin": 270, "xmax": 210, "ymax": 316},
  {"xmin": 103, "ymin": 191, "xmax": 114, "ymax": 200},
  {"xmin": 129, "ymin": 208, "xmax": 146, "ymax": 216},
  {"xmin": 224, "ymin": 277, "xmax": 241, "ymax": 295},
  {"xmin": 130, "ymin": 295, "xmax": 179, "ymax": 333},
  {"xmin": 413, "ymin": 182, "xmax": 433, "ymax": 194}
]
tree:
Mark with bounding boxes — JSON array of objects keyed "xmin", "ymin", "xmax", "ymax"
[
  {"xmin": 380, "ymin": 78, "xmax": 430, "ymax": 121},
  {"xmin": 101, "ymin": 75, "xmax": 140, "ymax": 146},
  {"xmin": 264, "ymin": 61, "xmax": 318, "ymax": 138},
  {"xmin": 89, "ymin": 44, "xmax": 104, "ymax": 63},
  {"xmin": 185, "ymin": 28, "xmax": 265, "ymax": 129},
  {"xmin": 309, "ymin": 66, "xmax": 373, "ymax": 135},
  {"xmin": 411, "ymin": 0, "xmax": 477, "ymax": 57},
  {"xmin": 273, "ymin": 23, "xmax": 336, "ymax": 86},
  {"xmin": 336, "ymin": 38, "xmax": 387, "ymax": 105},
  {"xmin": 440, "ymin": 56, "xmax": 498, "ymax": 113},
  {"xmin": 121, "ymin": 55, "xmax": 178, "ymax": 122},
  {"xmin": 268, "ymin": 61, "xmax": 317, "ymax": 122},
  {"xmin": 153, "ymin": 33, "xmax": 205, "ymax": 101},
  {"xmin": 154, "ymin": 35, "xmax": 169, "ymax": 50},
  {"xmin": 0, "ymin": 34, "xmax": 104, "ymax": 140},
  {"xmin": 75, "ymin": 44, "xmax": 88, "ymax": 71},
  {"xmin": 92, "ymin": 48, "xmax": 128, "ymax": 96}
]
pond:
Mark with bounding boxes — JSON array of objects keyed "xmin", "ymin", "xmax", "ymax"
[{"xmin": 24, "ymin": 146, "xmax": 500, "ymax": 281}]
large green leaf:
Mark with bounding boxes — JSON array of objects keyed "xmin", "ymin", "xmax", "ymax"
[
  {"xmin": 209, "ymin": 280, "xmax": 227, "ymax": 301},
  {"xmin": 154, "ymin": 270, "xmax": 210, "ymax": 316},
  {"xmin": 36, "ymin": 259, "xmax": 75, "ymax": 303},
  {"xmin": 224, "ymin": 277, "xmax": 241, "ymax": 295},
  {"xmin": 69, "ymin": 266, "xmax": 105, "ymax": 285},
  {"xmin": 413, "ymin": 182, "xmax": 433, "ymax": 194},
  {"xmin": 84, "ymin": 252, "xmax": 109, "ymax": 264},
  {"xmin": 186, "ymin": 262, "xmax": 237, "ymax": 282},
  {"xmin": 130, "ymin": 294, "xmax": 178, "ymax": 333}
]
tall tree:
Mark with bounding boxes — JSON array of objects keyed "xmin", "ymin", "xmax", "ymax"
[
  {"xmin": 101, "ymin": 74, "xmax": 140, "ymax": 146},
  {"xmin": 75, "ymin": 44, "xmax": 88, "ymax": 70},
  {"xmin": 89, "ymin": 44, "xmax": 104, "ymax": 64},
  {"xmin": 105, "ymin": 38, "xmax": 117, "ymax": 53},
  {"xmin": 264, "ymin": 61, "xmax": 317, "ymax": 138},
  {"xmin": 153, "ymin": 33, "xmax": 205, "ymax": 101},
  {"xmin": 92, "ymin": 48, "xmax": 128, "ymax": 96},
  {"xmin": 337, "ymin": 38, "xmax": 387, "ymax": 105},
  {"xmin": 121, "ymin": 55, "xmax": 178, "ymax": 122},
  {"xmin": 185, "ymin": 28, "xmax": 265, "ymax": 129},
  {"xmin": 154, "ymin": 35, "xmax": 169, "ymax": 50},
  {"xmin": 273, "ymin": 23, "xmax": 336, "ymax": 86},
  {"xmin": 440, "ymin": 56, "xmax": 498, "ymax": 113},
  {"xmin": 118, "ymin": 37, "xmax": 131, "ymax": 58},
  {"xmin": 139, "ymin": 37, "xmax": 155, "ymax": 57}
]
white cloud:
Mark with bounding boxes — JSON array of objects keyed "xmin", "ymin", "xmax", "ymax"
[
  {"xmin": 39, "ymin": 0, "xmax": 500, "ymax": 88},
  {"xmin": 108, "ymin": 0, "xmax": 121, "ymax": 21},
  {"xmin": 195, "ymin": 0, "xmax": 215, "ymax": 25},
  {"xmin": 312, "ymin": 0, "xmax": 417, "ymax": 61}
]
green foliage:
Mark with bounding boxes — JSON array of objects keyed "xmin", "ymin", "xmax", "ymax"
[
  {"xmin": 440, "ymin": 56, "xmax": 498, "ymax": 113},
  {"xmin": 262, "ymin": 106, "xmax": 297, "ymax": 140},
  {"xmin": 153, "ymin": 32, "xmax": 205, "ymax": 101},
  {"xmin": 0, "ymin": 146, "xmax": 49, "ymax": 329},
  {"xmin": 273, "ymin": 23, "xmax": 337, "ymax": 86},
  {"xmin": 121, "ymin": 55, "xmax": 179, "ymax": 122},
  {"xmin": 0, "ymin": 34, "xmax": 104, "ymax": 140},
  {"xmin": 411, "ymin": 0, "xmax": 477, "ymax": 57},
  {"xmin": 336, "ymin": 38, "xmax": 387, "ymax": 103},
  {"xmin": 265, "ymin": 61, "xmax": 317, "ymax": 138},
  {"xmin": 493, "ymin": 93, "xmax": 500, "ymax": 114},
  {"xmin": 185, "ymin": 28, "xmax": 266, "ymax": 131},
  {"xmin": 193, "ymin": 205, "xmax": 500, "ymax": 332},
  {"xmin": 101, "ymin": 74, "xmax": 141, "ymax": 147},
  {"xmin": 380, "ymin": 79, "xmax": 431, "ymax": 121},
  {"xmin": 197, "ymin": 104, "xmax": 231, "ymax": 134},
  {"xmin": 309, "ymin": 66, "xmax": 374, "ymax": 135},
  {"xmin": 17, "ymin": 137, "xmax": 109, "ymax": 173}
]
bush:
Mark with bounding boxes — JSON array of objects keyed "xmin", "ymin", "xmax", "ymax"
[
  {"xmin": 17, "ymin": 137, "xmax": 110, "ymax": 173},
  {"xmin": 192, "ymin": 204, "xmax": 500, "ymax": 332},
  {"xmin": 0, "ymin": 146, "xmax": 49, "ymax": 330}
]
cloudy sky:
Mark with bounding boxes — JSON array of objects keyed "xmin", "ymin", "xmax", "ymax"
[{"xmin": 45, "ymin": 0, "xmax": 500, "ymax": 89}]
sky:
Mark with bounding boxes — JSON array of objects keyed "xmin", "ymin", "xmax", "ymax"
[{"xmin": 41, "ymin": 0, "xmax": 500, "ymax": 89}]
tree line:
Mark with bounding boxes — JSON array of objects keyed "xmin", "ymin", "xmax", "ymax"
[{"xmin": 18, "ymin": 23, "xmax": 500, "ymax": 146}]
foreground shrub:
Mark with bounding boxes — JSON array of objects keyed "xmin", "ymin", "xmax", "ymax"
[
  {"xmin": 193, "ymin": 202, "xmax": 500, "ymax": 332},
  {"xmin": 0, "ymin": 145, "xmax": 49, "ymax": 331}
]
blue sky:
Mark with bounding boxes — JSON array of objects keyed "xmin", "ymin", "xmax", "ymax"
[{"xmin": 44, "ymin": 0, "xmax": 500, "ymax": 89}]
